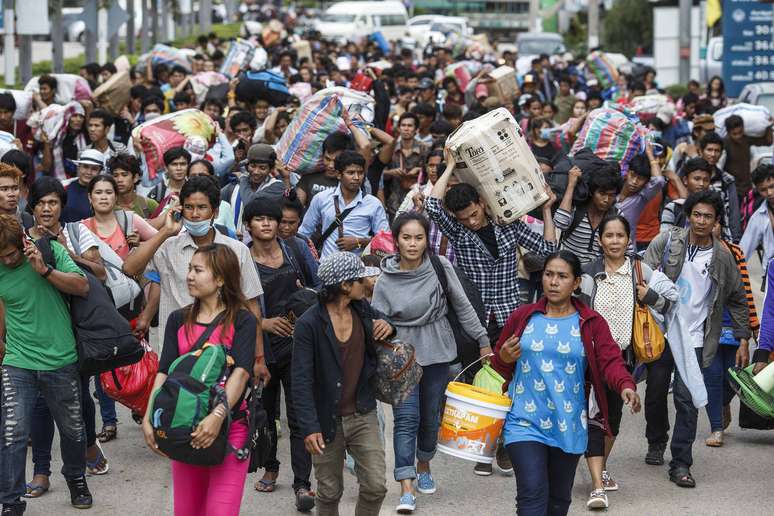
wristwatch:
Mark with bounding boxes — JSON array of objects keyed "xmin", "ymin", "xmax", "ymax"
[{"xmin": 41, "ymin": 265, "xmax": 53, "ymax": 278}]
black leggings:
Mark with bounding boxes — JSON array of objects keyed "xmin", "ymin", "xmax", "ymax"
[{"xmin": 585, "ymin": 383, "xmax": 624, "ymax": 458}]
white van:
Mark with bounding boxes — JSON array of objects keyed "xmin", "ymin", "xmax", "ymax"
[{"xmin": 314, "ymin": 1, "xmax": 409, "ymax": 43}]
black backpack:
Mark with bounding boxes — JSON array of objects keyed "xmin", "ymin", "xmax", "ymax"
[
  {"xmin": 36, "ymin": 237, "xmax": 143, "ymax": 376},
  {"xmin": 429, "ymin": 256, "xmax": 487, "ymax": 375}
]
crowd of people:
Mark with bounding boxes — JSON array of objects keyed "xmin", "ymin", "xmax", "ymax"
[{"xmin": 0, "ymin": 13, "xmax": 773, "ymax": 516}]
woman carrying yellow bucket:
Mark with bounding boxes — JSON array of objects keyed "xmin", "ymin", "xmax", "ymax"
[{"xmin": 489, "ymin": 251, "xmax": 641, "ymax": 516}]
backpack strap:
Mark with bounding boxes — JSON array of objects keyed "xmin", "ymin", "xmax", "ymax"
[
  {"xmin": 429, "ymin": 255, "xmax": 450, "ymax": 298},
  {"xmin": 192, "ymin": 312, "xmax": 227, "ymax": 352},
  {"xmin": 65, "ymin": 222, "xmax": 82, "ymax": 257},
  {"xmin": 280, "ymin": 239, "xmax": 306, "ymax": 287},
  {"xmin": 34, "ymin": 236, "xmax": 57, "ymax": 270},
  {"xmin": 659, "ymin": 230, "xmax": 673, "ymax": 272},
  {"xmin": 115, "ymin": 210, "xmax": 133, "ymax": 240},
  {"xmin": 561, "ymin": 204, "xmax": 588, "ymax": 243}
]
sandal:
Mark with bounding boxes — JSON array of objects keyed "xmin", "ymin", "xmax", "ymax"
[
  {"xmin": 254, "ymin": 478, "xmax": 277, "ymax": 493},
  {"xmin": 669, "ymin": 468, "xmax": 696, "ymax": 488},
  {"xmin": 97, "ymin": 425, "xmax": 117, "ymax": 443},
  {"xmin": 24, "ymin": 481, "xmax": 50, "ymax": 498},
  {"xmin": 86, "ymin": 442, "xmax": 110, "ymax": 476}
]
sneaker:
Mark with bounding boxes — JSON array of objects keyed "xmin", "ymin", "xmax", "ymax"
[
  {"xmin": 396, "ymin": 492, "xmax": 416, "ymax": 514},
  {"xmin": 416, "ymin": 471, "xmax": 436, "ymax": 494},
  {"xmin": 601, "ymin": 470, "xmax": 618, "ymax": 491},
  {"xmin": 705, "ymin": 430, "xmax": 724, "ymax": 447},
  {"xmin": 473, "ymin": 462, "xmax": 492, "ymax": 476},
  {"xmin": 645, "ymin": 442, "xmax": 666, "ymax": 465},
  {"xmin": 722, "ymin": 404, "xmax": 732, "ymax": 431},
  {"xmin": 294, "ymin": 487, "xmax": 315, "ymax": 512},
  {"xmin": 495, "ymin": 442, "xmax": 513, "ymax": 474},
  {"xmin": 586, "ymin": 489, "xmax": 609, "ymax": 510},
  {"xmin": 66, "ymin": 476, "xmax": 93, "ymax": 509},
  {"xmin": 1, "ymin": 502, "xmax": 26, "ymax": 516}
]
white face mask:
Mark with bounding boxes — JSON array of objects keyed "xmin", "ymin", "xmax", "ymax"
[{"xmin": 144, "ymin": 112, "xmax": 160, "ymax": 121}]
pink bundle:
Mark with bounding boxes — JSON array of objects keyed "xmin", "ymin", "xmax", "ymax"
[
  {"xmin": 571, "ymin": 107, "xmax": 647, "ymax": 172},
  {"xmin": 24, "ymin": 74, "xmax": 92, "ymax": 104}
]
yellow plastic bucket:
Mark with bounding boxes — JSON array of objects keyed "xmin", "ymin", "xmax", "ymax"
[{"xmin": 437, "ymin": 381, "xmax": 512, "ymax": 463}]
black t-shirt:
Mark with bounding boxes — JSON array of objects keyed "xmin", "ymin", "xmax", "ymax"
[
  {"xmin": 297, "ymin": 172, "xmax": 339, "ymax": 202},
  {"xmin": 531, "ymin": 142, "xmax": 559, "ymax": 163},
  {"xmin": 159, "ymin": 309, "xmax": 256, "ymax": 375},
  {"xmin": 475, "ymin": 224, "xmax": 500, "ymax": 260},
  {"xmin": 255, "ymin": 255, "xmax": 300, "ymax": 364}
]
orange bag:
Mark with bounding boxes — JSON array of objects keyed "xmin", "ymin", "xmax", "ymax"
[{"xmin": 632, "ymin": 260, "xmax": 665, "ymax": 363}]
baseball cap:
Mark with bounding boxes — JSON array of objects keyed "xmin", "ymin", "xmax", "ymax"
[
  {"xmin": 693, "ymin": 114, "xmax": 715, "ymax": 131},
  {"xmin": 318, "ymin": 252, "xmax": 381, "ymax": 287},
  {"xmin": 417, "ymin": 78, "xmax": 435, "ymax": 90},
  {"xmin": 72, "ymin": 148, "xmax": 105, "ymax": 168},
  {"xmin": 247, "ymin": 143, "xmax": 277, "ymax": 164}
]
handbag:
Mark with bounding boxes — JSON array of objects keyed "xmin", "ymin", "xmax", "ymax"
[
  {"xmin": 372, "ymin": 339, "xmax": 423, "ymax": 406},
  {"xmin": 246, "ymin": 382, "xmax": 274, "ymax": 473},
  {"xmin": 631, "ymin": 259, "xmax": 665, "ymax": 364},
  {"xmin": 99, "ymin": 338, "xmax": 159, "ymax": 416}
]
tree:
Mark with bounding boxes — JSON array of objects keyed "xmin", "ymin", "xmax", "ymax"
[{"xmin": 602, "ymin": 0, "xmax": 653, "ymax": 57}]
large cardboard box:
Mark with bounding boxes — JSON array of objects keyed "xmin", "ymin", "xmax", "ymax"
[
  {"xmin": 486, "ymin": 66, "xmax": 519, "ymax": 105},
  {"xmin": 447, "ymin": 108, "xmax": 548, "ymax": 224}
]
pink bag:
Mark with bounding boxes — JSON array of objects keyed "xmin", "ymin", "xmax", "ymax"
[
  {"xmin": 571, "ymin": 107, "xmax": 647, "ymax": 172},
  {"xmin": 364, "ymin": 230, "xmax": 395, "ymax": 259}
]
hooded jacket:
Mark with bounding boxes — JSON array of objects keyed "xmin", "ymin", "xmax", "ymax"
[
  {"xmin": 372, "ymin": 254, "xmax": 489, "ymax": 366},
  {"xmin": 491, "ymin": 297, "xmax": 636, "ymax": 437}
]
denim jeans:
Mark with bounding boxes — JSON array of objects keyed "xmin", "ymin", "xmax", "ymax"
[
  {"xmin": 93, "ymin": 375, "xmax": 118, "ymax": 427},
  {"xmin": 645, "ymin": 342, "xmax": 675, "ymax": 446},
  {"xmin": 312, "ymin": 410, "xmax": 387, "ymax": 516},
  {"xmin": 30, "ymin": 374, "xmax": 98, "ymax": 477},
  {"xmin": 670, "ymin": 348, "xmax": 703, "ymax": 471},
  {"xmin": 506, "ymin": 441, "xmax": 581, "ymax": 516},
  {"xmin": 263, "ymin": 357, "xmax": 312, "ymax": 491},
  {"xmin": 0, "ymin": 364, "xmax": 86, "ymax": 506},
  {"xmin": 702, "ymin": 345, "xmax": 737, "ymax": 432},
  {"xmin": 392, "ymin": 362, "xmax": 450, "ymax": 481}
]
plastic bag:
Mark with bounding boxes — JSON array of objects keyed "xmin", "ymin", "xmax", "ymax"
[
  {"xmin": 473, "ymin": 362, "xmax": 506, "ymax": 395},
  {"xmin": 585, "ymin": 51, "xmax": 619, "ymax": 91},
  {"xmin": 571, "ymin": 106, "xmax": 647, "ymax": 172},
  {"xmin": 220, "ymin": 39, "xmax": 256, "ymax": 79},
  {"xmin": 189, "ymin": 72, "xmax": 230, "ymax": 105},
  {"xmin": 99, "ymin": 340, "xmax": 159, "ymax": 416},
  {"xmin": 132, "ymin": 109, "xmax": 217, "ymax": 181},
  {"xmin": 714, "ymin": 103, "xmax": 772, "ymax": 138},
  {"xmin": 0, "ymin": 90, "xmax": 33, "ymax": 120},
  {"xmin": 363, "ymin": 230, "xmax": 395, "ymax": 259},
  {"xmin": 24, "ymin": 74, "xmax": 92, "ymax": 105}
]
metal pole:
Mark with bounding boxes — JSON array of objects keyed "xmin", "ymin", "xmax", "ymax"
[
  {"xmin": 98, "ymin": 5, "xmax": 108, "ymax": 64},
  {"xmin": 3, "ymin": 0, "xmax": 15, "ymax": 85},
  {"xmin": 84, "ymin": 0, "xmax": 98, "ymax": 63},
  {"xmin": 151, "ymin": 0, "xmax": 159, "ymax": 45},
  {"xmin": 140, "ymin": 0, "xmax": 149, "ymax": 53},
  {"xmin": 51, "ymin": 0, "xmax": 65, "ymax": 72},
  {"xmin": 127, "ymin": 0, "xmax": 135, "ymax": 54},
  {"xmin": 588, "ymin": 0, "xmax": 599, "ymax": 49},
  {"xmin": 19, "ymin": 35, "xmax": 32, "ymax": 84},
  {"xmin": 200, "ymin": 0, "xmax": 212, "ymax": 34},
  {"xmin": 678, "ymin": 0, "xmax": 691, "ymax": 83},
  {"xmin": 528, "ymin": 0, "xmax": 540, "ymax": 33}
]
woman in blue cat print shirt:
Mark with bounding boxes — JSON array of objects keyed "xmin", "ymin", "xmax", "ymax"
[{"xmin": 491, "ymin": 251, "xmax": 640, "ymax": 516}]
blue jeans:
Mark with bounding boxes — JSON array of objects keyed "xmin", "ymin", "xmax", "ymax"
[
  {"xmin": 0, "ymin": 364, "xmax": 86, "ymax": 506},
  {"xmin": 392, "ymin": 362, "xmax": 449, "ymax": 481},
  {"xmin": 670, "ymin": 348, "xmax": 702, "ymax": 471},
  {"xmin": 30, "ymin": 374, "xmax": 98, "ymax": 477},
  {"xmin": 93, "ymin": 375, "xmax": 118, "ymax": 427},
  {"xmin": 506, "ymin": 441, "xmax": 581, "ymax": 516},
  {"xmin": 703, "ymin": 345, "xmax": 737, "ymax": 432}
]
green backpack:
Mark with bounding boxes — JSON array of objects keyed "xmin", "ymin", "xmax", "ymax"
[{"xmin": 150, "ymin": 313, "xmax": 234, "ymax": 466}]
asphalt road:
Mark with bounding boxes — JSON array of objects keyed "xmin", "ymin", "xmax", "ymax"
[{"xmin": 21, "ymin": 259, "xmax": 774, "ymax": 515}]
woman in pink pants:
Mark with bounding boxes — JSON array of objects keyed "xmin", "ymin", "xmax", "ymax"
[{"xmin": 143, "ymin": 244, "xmax": 257, "ymax": 516}]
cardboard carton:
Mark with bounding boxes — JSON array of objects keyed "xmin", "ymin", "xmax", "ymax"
[
  {"xmin": 447, "ymin": 108, "xmax": 547, "ymax": 224},
  {"xmin": 486, "ymin": 66, "xmax": 519, "ymax": 105}
]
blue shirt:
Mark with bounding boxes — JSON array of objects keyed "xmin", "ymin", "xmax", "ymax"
[
  {"xmin": 61, "ymin": 181, "xmax": 91, "ymax": 223},
  {"xmin": 503, "ymin": 312, "xmax": 588, "ymax": 454},
  {"xmin": 298, "ymin": 184, "xmax": 389, "ymax": 258}
]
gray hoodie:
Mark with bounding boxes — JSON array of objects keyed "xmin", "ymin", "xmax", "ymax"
[{"xmin": 372, "ymin": 254, "xmax": 489, "ymax": 366}]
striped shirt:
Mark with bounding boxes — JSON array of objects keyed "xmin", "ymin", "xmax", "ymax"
[
  {"xmin": 554, "ymin": 207, "xmax": 604, "ymax": 265},
  {"xmin": 722, "ymin": 241, "xmax": 760, "ymax": 333}
]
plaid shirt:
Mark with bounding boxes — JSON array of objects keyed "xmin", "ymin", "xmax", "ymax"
[{"xmin": 425, "ymin": 197, "xmax": 556, "ymax": 327}]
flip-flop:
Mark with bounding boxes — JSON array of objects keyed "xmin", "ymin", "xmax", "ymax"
[
  {"xmin": 86, "ymin": 442, "xmax": 110, "ymax": 476},
  {"xmin": 24, "ymin": 482, "xmax": 49, "ymax": 498},
  {"xmin": 254, "ymin": 478, "xmax": 277, "ymax": 493}
]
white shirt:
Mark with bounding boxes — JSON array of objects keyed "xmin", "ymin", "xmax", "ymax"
[
  {"xmin": 675, "ymin": 245, "xmax": 713, "ymax": 348},
  {"xmin": 593, "ymin": 258, "xmax": 635, "ymax": 350}
]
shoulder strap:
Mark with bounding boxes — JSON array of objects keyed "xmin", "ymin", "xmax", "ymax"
[
  {"xmin": 281, "ymin": 239, "xmax": 305, "ymax": 287},
  {"xmin": 66, "ymin": 222, "xmax": 81, "ymax": 256},
  {"xmin": 561, "ymin": 205, "xmax": 588, "ymax": 243},
  {"xmin": 660, "ymin": 230, "xmax": 673, "ymax": 272},
  {"xmin": 34, "ymin": 236, "xmax": 57, "ymax": 270},
  {"xmin": 633, "ymin": 257, "xmax": 645, "ymax": 288},
  {"xmin": 320, "ymin": 198, "xmax": 356, "ymax": 244},
  {"xmin": 429, "ymin": 255, "xmax": 450, "ymax": 297},
  {"xmin": 192, "ymin": 312, "xmax": 227, "ymax": 353},
  {"xmin": 115, "ymin": 210, "xmax": 132, "ymax": 240}
]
